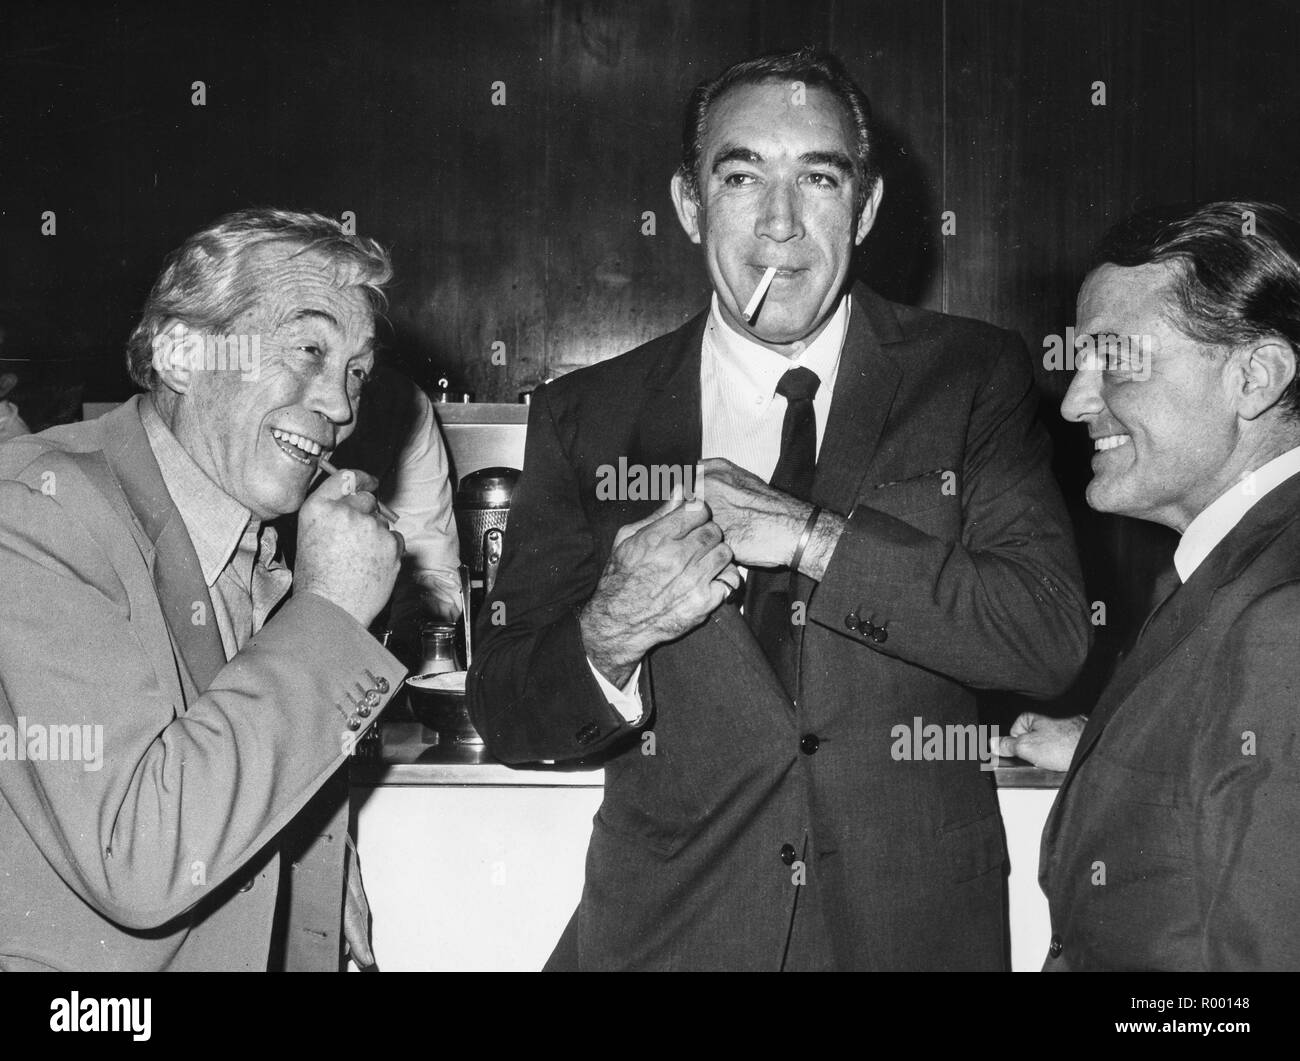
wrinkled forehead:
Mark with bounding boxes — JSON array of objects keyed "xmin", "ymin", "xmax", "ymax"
[{"xmin": 239, "ymin": 244, "xmax": 376, "ymax": 339}]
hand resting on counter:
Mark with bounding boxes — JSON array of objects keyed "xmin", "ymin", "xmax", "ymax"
[{"xmin": 994, "ymin": 712, "xmax": 1087, "ymax": 772}]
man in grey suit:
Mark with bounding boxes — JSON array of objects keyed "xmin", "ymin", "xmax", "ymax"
[
  {"xmin": 0, "ymin": 208, "xmax": 406, "ymax": 970},
  {"xmin": 1002, "ymin": 201, "xmax": 1300, "ymax": 970},
  {"xmin": 469, "ymin": 47, "xmax": 1090, "ymax": 970}
]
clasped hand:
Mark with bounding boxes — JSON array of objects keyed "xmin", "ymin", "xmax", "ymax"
[
  {"xmin": 692, "ymin": 457, "xmax": 810, "ymax": 568},
  {"xmin": 579, "ymin": 461, "xmax": 810, "ymax": 686}
]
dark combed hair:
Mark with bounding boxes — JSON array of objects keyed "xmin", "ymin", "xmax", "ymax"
[
  {"xmin": 677, "ymin": 46, "xmax": 879, "ymax": 216},
  {"xmin": 1095, "ymin": 200, "xmax": 1300, "ymax": 417}
]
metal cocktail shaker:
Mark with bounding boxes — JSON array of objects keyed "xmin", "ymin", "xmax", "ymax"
[{"xmin": 453, "ymin": 467, "xmax": 519, "ymax": 577}]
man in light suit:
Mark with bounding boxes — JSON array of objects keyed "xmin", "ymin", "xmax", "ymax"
[
  {"xmin": 469, "ymin": 48, "xmax": 1090, "ymax": 970},
  {"xmin": 0, "ymin": 208, "xmax": 406, "ymax": 970},
  {"xmin": 1001, "ymin": 201, "xmax": 1300, "ymax": 970}
]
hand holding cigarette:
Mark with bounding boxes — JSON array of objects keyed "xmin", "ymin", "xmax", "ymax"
[
  {"xmin": 295, "ymin": 466, "xmax": 405, "ymax": 627},
  {"xmin": 318, "ymin": 457, "xmax": 399, "ymax": 523}
]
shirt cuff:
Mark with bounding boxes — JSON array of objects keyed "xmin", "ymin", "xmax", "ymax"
[{"xmin": 586, "ymin": 657, "xmax": 644, "ymax": 724}]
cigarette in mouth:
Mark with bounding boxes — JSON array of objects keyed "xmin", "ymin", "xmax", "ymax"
[
  {"xmin": 743, "ymin": 266, "xmax": 778, "ymax": 323},
  {"xmin": 318, "ymin": 457, "xmax": 399, "ymax": 524}
]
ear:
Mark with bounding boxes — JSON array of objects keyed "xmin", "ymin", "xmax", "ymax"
[
  {"xmin": 1234, "ymin": 339, "xmax": 1297, "ymax": 420},
  {"xmin": 152, "ymin": 319, "xmax": 200, "ymax": 397},
  {"xmin": 670, "ymin": 171, "xmax": 703, "ymax": 245},
  {"xmin": 854, "ymin": 177, "xmax": 885, "ymax": 246}
]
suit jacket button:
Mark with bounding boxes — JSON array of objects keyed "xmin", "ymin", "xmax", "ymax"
[
  {"xmin": 871, "ymin": 625, "xmax": 888, "ymax": 644},
  {"xmin": 845, "ymin": 613, "xmax": 860, "ymax": 631},
  {"xmin": 1048, "ymin": 934, "xmax": 1063, "ymax": 958},
  {"xmin": 800, "ymin": 734, "xmax": 820, "ymax": 755},
  {"xmin": 780, "ymin": 843, "xmax": 797, "ymax": 866},
  {"xmin": 575, "ymin": 722, "xmax": 600, "ymax": 746}
]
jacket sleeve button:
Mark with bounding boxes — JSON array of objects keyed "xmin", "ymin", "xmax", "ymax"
[
  {"xmin": 1048, "ymin": 934, "xmax": 1063, "ymax": 958},
  {"xmin": 779, "ymin": 843, "xmax": 797, "ymax": 866},
  {"xmin": 871, "ymin": 626, "xmax": 888, "ymax": 644},
  {"xmin": 845, "ymin": 612, "xmax": 860, "ymax": 631},
  {"xmin": 575, "ymin": 722, "xmax": 600, "ymax": 746}
]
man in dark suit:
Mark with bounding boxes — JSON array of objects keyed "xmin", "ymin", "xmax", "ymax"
[
  {"xmin": 1001, "ymin": 201, "xmax": 1300, "ymax": 970},
  {"xmin": 0, "ymin": 208, "xmax": 406, "ymax": 970},
  {"xmin": 469, "ymin": 48, "xmax": 1090, "ymax": 971}
]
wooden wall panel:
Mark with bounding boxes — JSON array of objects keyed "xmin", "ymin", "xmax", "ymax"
[
  {"xmin": 1192, "ymin": 0, "xmax": 1300, "ymax": 209},
  {"xmin": 943, "ymin": 0, "xmax": 1197, "ymax": 367},
  {"xmin": 830, "ymin": 0, "xmax": 945, "ymax": 309},
  {"xmin": 540, "ymin": 0, "xmax": 753, "ymax": 383}
]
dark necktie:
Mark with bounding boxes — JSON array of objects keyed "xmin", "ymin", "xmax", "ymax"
[{"xmin": 745, "ymin": 366, "xmax": 821, "ymax": 698}]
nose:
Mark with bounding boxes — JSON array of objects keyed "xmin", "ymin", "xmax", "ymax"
[
  {"xmin": 1060, "ymin": 363, "xmax": 1104, "ymax": 423},
  {"xmin": 305, "ymin": 367, "xmax": 354, "ymax": 429},
  {"xmin": 755, "ymin": 181, "xmax": 804, "ymax": 242}
]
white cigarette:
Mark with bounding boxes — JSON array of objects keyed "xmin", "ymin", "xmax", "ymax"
[{"xmin": 743, "ymin": 266, "xmax": 778, "ymax": 322}]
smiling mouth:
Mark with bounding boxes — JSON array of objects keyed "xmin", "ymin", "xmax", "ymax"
[
  {"xmin": 1093, "ymin": 433, "xmax": 1132, "ymax": 453},
  {"xmin": 269, "ymin": 427, "xmax": 326, "ymax": 466}
]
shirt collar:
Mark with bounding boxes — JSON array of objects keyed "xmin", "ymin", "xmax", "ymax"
[
  {"xmin": 139, "ymin": 395, "xmax": 255, "ymax": 588},
  {"xmin": 705, "ymin": 291, "xmax": 850, "ymax": 401},
  {"xmin": 1174, "ymin": 443, "xmax": 1300, "ymax": 581}
]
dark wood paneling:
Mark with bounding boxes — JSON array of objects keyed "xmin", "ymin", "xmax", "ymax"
[
  {"xmin": 944, "ymin": 0, "xmax": 1197, "ymax": 360},
  {"xmin": 541, "ymin": 0, "xmax": 752, "ymax": 384},
  {"xmin": 831, "ymin": 0, "xmax": 945, "ymax": 308},
  {"xmin": 1192, "ymin": 0, "xmax": 1300, "ymax": 209}
]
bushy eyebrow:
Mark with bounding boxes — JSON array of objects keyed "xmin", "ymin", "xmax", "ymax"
[
  {"xmin": 711, "ymin": 146, "xmax": 855, "ymax": 177},
  {"xmin": 712, "ymin": 146, "xmax": 764, "ymax": 172},
  {"xmin": 800, "ymin": 150, "xmax": 854, "ymax": 175},
  {"xmin": 287, "ymin": 308, "xmax": 340, "ymax": 327}
]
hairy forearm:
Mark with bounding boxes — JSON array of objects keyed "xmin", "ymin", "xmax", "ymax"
[{"xmin": 578, "ymin": 595, "xmax": 642, "ymax": 688}]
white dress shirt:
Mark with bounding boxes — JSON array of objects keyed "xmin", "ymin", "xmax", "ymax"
[
  {"xmin": 1173, "ymin": 443, "xmax": 1300, "ymax": 582},
  {"xmin": 592, "ymin": 294, "xmax": 852, "ymax": 721},
  {"xmin": 379, "ymin": 384, "xmax": 463, "ymax": 626},
  {"xmin": 140, "ymin": 396, "xmax": 292, "ymax": 660}
]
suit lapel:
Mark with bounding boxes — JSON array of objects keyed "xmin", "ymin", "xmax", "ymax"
[
  {"xmin": 1066, "ymin": 473, "xmax": 1300, "ymax": 777},
  {"xmin": 627, "ymin": 311, "xmax": 706, "ymax": 481},
  {"xmin": 811, "ymin": 285, "xmax": 904, "ymax": 516},
  {"xmin": 99, "ymin": 396, "xmax": 227, "ymax": 694}
]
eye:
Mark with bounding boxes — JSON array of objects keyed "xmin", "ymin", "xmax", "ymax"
[
  {"xmin": 349, "ymin": 365, "xmax": 371, "ymax": 387},
  {"xmin": 806, "ymin": 172, "xmax": 840, "ymax": 189},
  {"xmin": 297, "ymin": 344, "xmax": 324, "ymax": 357},
  {"xmin": 721, "ymin": 172, "xmax": 756, "ymax": 187}
]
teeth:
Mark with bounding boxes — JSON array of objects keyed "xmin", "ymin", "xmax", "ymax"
[
  {"xmin": 271, "ymin": 428, "xmax": 323, "ymax": 456},
  {"xmin": 1094, "ymin": 434, "xmax": 1132, "ymax": 452}
]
